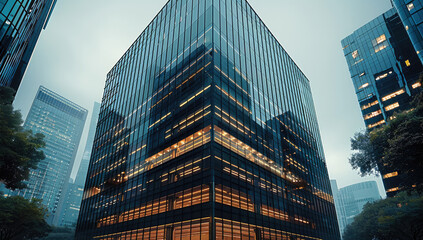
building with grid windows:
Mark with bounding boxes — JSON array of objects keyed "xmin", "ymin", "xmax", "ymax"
[
  {"xmin": 0, "ymin": 0, "xmax": 56, "ymax": 92},
  {"xmin": 14, "ymin": 86, "xmax": 87, "ymax": 225},
  {"xmin": 59, "ymin": 102, "xmax": 101, "ymax": 227},
  {"xmin": 330, "ymin": 180, "xmax": 380, "ymax": 239},
  {"xmin": 76, "ymin": 0, "xmax": 340, "ymax": 239},
  {"xmin": 341, "ymin": 9, "xmax": 423, "ymax": 197},
  {"xmin": 393, "ymin": 0, "xmax": 423, "ymax": 65}
]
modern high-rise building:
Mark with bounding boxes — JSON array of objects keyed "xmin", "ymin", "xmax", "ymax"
[
  {"xmin": 341, "ymin": 9, "xmax": 423, "ymax": 197},
  {"xmin": 330, "ymin": 180, "xmax": 347, "ymax": 240},
  {"xmin": 59, "ymin": 102, "xmax": 101, "ymax": 227},
  {"xmin": 0, "ymin": 0, "xmax": 57, "ymax": 91},
  {"xmin": 392, "ymin": 0, "xmax": 423, "ymax": 65},
  {"xmin": 331, "ymin": 181, "xmax": 380, "ymax": 238},
  {"xmin": 15, "ymin": 86, "xmax": 87, "ymax": 225},
  {"xmin": 76, "ymin": 0, "xmax": 340, "ymax": 239}
]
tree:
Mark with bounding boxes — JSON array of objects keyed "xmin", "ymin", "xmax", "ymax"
[
  {"xmin": 0, "ymin": 86, "xmax": 46, "ymax": 190},
  {"xmin": 343, "ymin": 192, "xmax": 423, "ymax": 240},
  {"xmin": 349, "ymin": 92, "xmax": 423, "ymax": 193},
  {"xmin": 0, "ymin": 195, "xmax": 52, "ymax": 240}
]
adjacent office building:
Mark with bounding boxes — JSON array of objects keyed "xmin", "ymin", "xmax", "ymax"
[
  {"xmin": 59, "ymin": 102, "xmax": 101, "ymax": 227},
  {"xmin": 0, "ymin": 0, "xmax": 57, "ymax": 91},
  {"xmin": 76, "ymin": 0, "xmax": 340, "ymax": 239},
  {"xmin": 330, "ymin": 180, "xmax": 347, "ymax": 240},
  {"xmin": 15, "ymin": 86, "xmax": 87, "ymax": 225},
  {"xmin": 392, "ymin": 0, "xmax": 423, "ymax": 65},
  {"xmin": 330, "ymin": 181, "xmax": 380, "ymax": 238},
  {"xmin": 341, "ymin": 9, "xmax": 423, "ymax": 197}
]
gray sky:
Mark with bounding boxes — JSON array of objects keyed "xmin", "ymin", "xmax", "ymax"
[{"xmin": 13, "ymin": 0, "xmax": 393, "ymax": 197}]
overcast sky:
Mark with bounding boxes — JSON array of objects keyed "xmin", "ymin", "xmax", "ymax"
[{"xmin": 13, "ymin": 0, "xmax": 393, "ymax": 197}]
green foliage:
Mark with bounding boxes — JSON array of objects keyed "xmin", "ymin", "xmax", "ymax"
[
  {"xmin": 0, "ymin": 86, "xmax": 46, "ymax": 190},
  {"xmin": 0, "ymin": 195, "xmax": 52, "ymax": 240},
  {"xmin": 349, "ymin": 93, "xmax": 423, "ymax": 193},
  {"xmin": 343, "ymin": 192, "xmax": 423, "ymax": 240}
]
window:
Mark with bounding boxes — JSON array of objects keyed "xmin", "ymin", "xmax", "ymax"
[
  {"xmin": 358, "ymin": 83, "xmax": 369, "ymax": 90},
  {"xmin": 385, "ymin": 102, "xmax": 399, "ymax": 111},
  {"xmin": 368, "ymin": 120, "xmax": 385, "ymax": 129},
  {"xmin": 407, "ymin": 3, "xmax": 415, "ymax": 11},
  {"xmin": 373, "ymin": 34, "xmax": 388, "ymax": 53},
  {"xmin": 352, "ymin": 50, "xmax": 359, "ymax": 59},
  {"xmin": 412, "ymin": 82, "xmax": 421, "ymax": 89},
  {"xmin": 405, "ymin": 59, "xmax": 411, "ymax": 67},
  {"xmin": 382, "ymin": 89, "xmax": 405, "ymax": 102},
  {"xmin": 383, "ymin": 172, "xmax": 398, "ymax": 179},
  {"xmin": 375, "ymin": 71, "xmax": 392, "ymax": 81},
  {"xmin": 359, "ymin": 72, "xmax": 366, "ymax": 77},
  {"xmin": 361, "ymin": 100, "xmax": 379, "ymax": 110},
  {"xmin": 377, "ymin": 34, "xmax": 386, "ymax": 44},
  {"xmin": 364, "ymin": 110, "xmax": 382, "ymax": 120}
]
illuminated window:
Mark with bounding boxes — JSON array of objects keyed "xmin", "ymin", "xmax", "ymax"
[
  {"xmin": 359, "ymin": 72, "xmax": 366, "ymax": 77},
  {"xmin": 382, "ymin": 89, "xmax": 405, "ymax": 101},
  {"xmin": 405, "ymin": 60, "xmax": 411, "ymax": 67},
  {"xmin": 373, "ymin": 34, "xmax": 388, "ymax": 53},
  {"xmin": 352, "ymin": 50, "xmax": 359, "ymax": 59},
  {"xmin": 368, "ymin": 120, "xmax": 385, "ymax": 129},
  {"xmin": 375, "ymin": 71, "xmax": 392, "ymax": 81},
  {"xmin": 364, "ymin": 110, "xmax": 382, "ymax": 120},
  {"xmin": 383, "ymin": 172, "xmax": 398, "ymax": 179},
  {"xmin": 374, "ymin": 34, "xmax": 386, "ymax": 45},
  {"xmin": 406, "ymin": 25, "xmax": 409, "ymax": 31},
  {"xmin": 407, "ymin": 3, "xmax": 415, "ymax": 11},
  {"xmin": 386, "ymin": 187, "xmax": 399, "ymax": 193},
  {"xmin": 385, "ymin": 102, "xmax": 399, "ymax": 111},
  {"xmin": 412, "ymin": 82, "xmax": 422, "ymax": 89},
  {"xmin": 358, "ymin": 83, "xmax": 369, "ymax": 90},
  {"xmin": 361, "ymin": 100, "xmax": 379, "ymax": 110}
]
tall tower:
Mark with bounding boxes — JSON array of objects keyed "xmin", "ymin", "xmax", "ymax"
[
  {"xmin": 59, "ymin": 101, "xmax": 101, "ymax": 227},
  {"xmin": 16, "ymin": 86, "xmax": 87, "ymax": 225},
  {"xmin": 342, "ymin": 9, "xmax": 423, "ymax": 197},
  {"xmin": 76, "ymin": 0, "xmax": 340, "ymax": 239},
  {"xmin": 0, "ymin": 0, "xmax": 57, "ymax": 92}
]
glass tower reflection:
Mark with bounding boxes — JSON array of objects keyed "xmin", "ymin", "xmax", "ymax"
[
  {"xmin": 342, "ymin": 9, "xmax": 423, "ymax": 197},
  {"xmin": 76, "ymin": 0, "xmax": 340, "ymax": 239},
  {"xmin": 0, "ymin": 0, "xmax": 57, "ymax": 91}
]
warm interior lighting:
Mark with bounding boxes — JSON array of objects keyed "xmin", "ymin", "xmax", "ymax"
[
  {"xmin": 382, "ymin": 89, "xmax": 405, "ymax": 101},
  {"xmin": 412, "ymin": 82, "xmax": 422, "ymax": 89},
  {"xmin": 386, "ymin": 187, "xmax": 399, "ymax": 193},
  {"xmin": 358, "ymin": 83, "xmax": 369, "ymax": 90},
  {"xmin": 407, "ymin": 3, "xmax": 415, "ymax": 11},
  {"xmin": 405, "ymin": 60, "xmax": 411, "ymax": 67},
  {"xmin": 375, "ymin": 71, "xmax": 392, "ymax": 81},
  {"xmin": 385, "ymin": 102, "xmax": 399, "ymax": 111},
  {"xmin": 352, "ymin": 50, "xmax": 359, "ymax": 59},
  {"xmin": 383, "ymin": 172, "xmax": 399, "ymax": 179},
  {"xmin": 364, "ymin": 110, "xmax": 382, "ymax": 120},
  {"xmin": 368, "ymin": 120, "xmax": 385, "ymax": 129},
  {"xmin": 361, "ymin": 100, "xmax": 379, "ymax": 110}
]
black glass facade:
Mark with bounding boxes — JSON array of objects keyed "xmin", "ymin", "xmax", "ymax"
[
  {"xmin": 0, "ymin": 0, "xmax": 56, "ymax": 91},
  {"xmin": 393, "ymin": 0, "xmax": 423, "ymax": 65},
  {"xmin": 76, "ymin": 0, "xmax": 340, "ymax": 239},
  {"xmin": 342, "ymin": 9, "xmax": 423, "ymax": 197}
]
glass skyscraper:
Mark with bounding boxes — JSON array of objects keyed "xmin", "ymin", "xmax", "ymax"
[
  {"xmin": 0, "ymin": 0, "xmax": 56, "ymax": 91},
  {"xmin": 341, "ymin": 9, "xmax": 423, "ymax": 197},
  {"xmin": 15, "ymin": 86, "xmax": 87, "ymax": 225},
  {"xmin": 76, "ymin": 0, "xmax": 340, "ymax": 239},
  {"xmin": 59, "ymin": 102, "xmax": 101, "ymax": 227},
  {"xmin": 330, "ymin": 180, "xmax": 380, "ymax": 239},
  {"xmin": 393, "ymin": 0, "xmax": 423, "ymax": 65}
]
